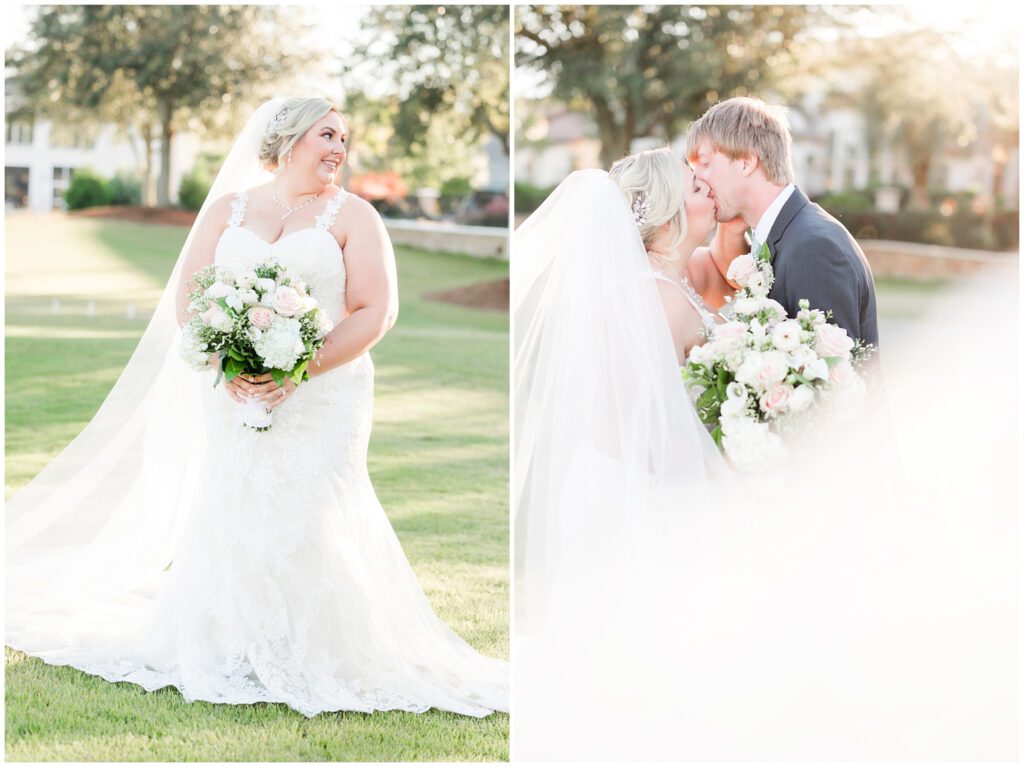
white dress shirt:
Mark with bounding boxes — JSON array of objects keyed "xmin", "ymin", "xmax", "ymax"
[{"xmin": 752, "ymin": 184, "xmax": 795, "ymax": 250}]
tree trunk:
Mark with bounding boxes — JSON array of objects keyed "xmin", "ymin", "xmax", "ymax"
[
  {"xmin": 140, "ymin": 122, "xmax": 155, "ymax": 207},
  {"xmin": 908, "ymin": 156, "xmax": 931, "ymax": 210},
  {"xmin": 594, "ymin": 100, "xmax": 630, "ymax": 170},
  {"xmin": 157, "ymin": 97, "xmax": 174, "ymax": 208}
]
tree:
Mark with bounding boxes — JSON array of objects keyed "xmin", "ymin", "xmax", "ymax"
[
  {"xmin": 517, "ymin": 5, "xmax": 826, "ymax": 167},
  {"xmin": 852, "ymin": 29, "xmax": 990, "ymax": 209},
  {"xmin": 7, "ymin": 5, "xmax": 312, "ymax": 206},
  {"xmin": 353, "ymin": 5, "xmax": 510, "ymax": 155}
]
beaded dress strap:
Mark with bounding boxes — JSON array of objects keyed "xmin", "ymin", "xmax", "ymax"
[
  {"xmin": 315, "ymin": 188, "xmax": 349, "ymax": 230},
  {"xmin": 227, "ymin": 190, "xmax": 248, "ymax": 227},
  {"xmin": 652, "ymin": 271, "xmax": 718, "ymax": 333}
]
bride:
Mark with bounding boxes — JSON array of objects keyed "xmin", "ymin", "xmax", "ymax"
[{"xmin": 6, "ymin": 96, "xmax": 508, "ymax": 718}]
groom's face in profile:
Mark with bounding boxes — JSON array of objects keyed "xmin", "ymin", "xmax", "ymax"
[{"xmin": 690, "ymin": 141, "xmax": 745, "ymax": 224}]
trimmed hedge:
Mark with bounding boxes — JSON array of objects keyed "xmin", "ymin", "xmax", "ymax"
[
  {"xmin": 63, "ymin": 169, "xmax": 113, "ymax": 210},
  {"xmin": 824, "ymin": 207, "xmax": 1018, "ymax": 251}
]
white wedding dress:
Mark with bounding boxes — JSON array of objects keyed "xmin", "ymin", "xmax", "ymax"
[{"xmin": 7, "ymin": 160, "xmax": 507, "ymax": 716}]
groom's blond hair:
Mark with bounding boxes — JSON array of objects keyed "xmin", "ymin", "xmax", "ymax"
[{"xmin": 685, "ymin": 97, "xmax": 795, "ymax": 186}]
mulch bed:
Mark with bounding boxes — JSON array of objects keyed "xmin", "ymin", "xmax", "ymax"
[
  {"xmin": 69, "ymin": 205, "xmax": 198, "ymax": 226},
  {"xmin": 424, "ymin": 278, "xmax": 509, "ymax": 312},
  {"xmin": 70, "ymin": 206, "xmax": 509, "ymax": 312}
]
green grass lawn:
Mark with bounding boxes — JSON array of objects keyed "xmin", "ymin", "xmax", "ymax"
[{"xmin": 4, "ymin": 213, "xmax": 509, "ymax": 762}]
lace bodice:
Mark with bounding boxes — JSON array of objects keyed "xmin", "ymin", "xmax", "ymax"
[{"xmin": 217, "ymin": 187, "xmax": 349, "ymax": 325}]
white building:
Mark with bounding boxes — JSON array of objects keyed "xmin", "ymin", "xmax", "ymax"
[
  {"xmin": 515, "ymin": 91, "xmax": 1019, "ymax": 206},
  {"xmin": 5, "ymin": 101, "xmax": 200, "ymax": 211}
]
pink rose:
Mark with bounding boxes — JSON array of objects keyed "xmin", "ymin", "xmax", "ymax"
[
  {"xmin": 714, "ymin": 321, "xmax": 748, "ymax": 341},
  {"xmin": 727, "ymin": 253, "xmax": 758, "ymax": 286},
  {"xmin": 271, "ymin": 285, "xmax": 303, "ymax": 317},
  {"xmin": 247, "ymin": 306, "xmax": 274, "ymax": 330},
  {"xmin": 815, "ymin": 323, "xmax": 854, "ymax": 359},
  {"xmin": 200, "ymin": 304, "xmax": 232, "ymax": 332},
  {"xmin": 756, "ymin": 350, "xmax": 789, "ymax": 387},
  {"xmin": 760, "ymin": 383, "xmax": 793, "ymax": 416},
  {"xmin": 828, "ymin": 358, "xmax": 857, "ymax": 386}
]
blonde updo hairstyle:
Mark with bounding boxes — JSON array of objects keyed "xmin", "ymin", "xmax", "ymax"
[
  {"xmin": 608, "ymin": 147, "xmax": 687, "ymax": 255},
  {"xmin": 259, "ymin": 96, "xmax": 343, "ymax": 172}
]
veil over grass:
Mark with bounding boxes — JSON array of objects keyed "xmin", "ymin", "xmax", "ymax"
[{"xmin": 7, "ymin": 98, "xmax": 285, "ymax": 653}]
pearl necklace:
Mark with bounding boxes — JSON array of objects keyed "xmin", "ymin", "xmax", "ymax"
[{"xmin": 272, "ymin": 181, "xmax": 321, "ymax": 221}]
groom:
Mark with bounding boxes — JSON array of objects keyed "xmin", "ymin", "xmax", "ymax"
[{"xmin": 686, "ymin": 97, "xmax": 879, "ymax": 348}]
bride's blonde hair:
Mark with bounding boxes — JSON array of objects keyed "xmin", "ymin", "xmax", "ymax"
[
  {"xmin": 608, "ymin": 147, "xmax": 687, "ymax": 253},
  {"xmin": 259, "ymin": 96, "xmax": 344, "ymax": 171}
]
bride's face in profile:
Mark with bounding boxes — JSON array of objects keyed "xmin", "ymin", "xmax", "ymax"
[
  {"xmin": 682, "ymin": 164, "xmax": 715, "ymax": 244},
  {"xmin": 287, "ymin": 111, "xmax": 348, "ymax": 186}
]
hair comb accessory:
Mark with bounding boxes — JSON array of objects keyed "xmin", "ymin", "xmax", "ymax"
[
  {"xmin": 631, "ymin": 192, "xmax": 651, "ymax": 226},
  {"xmin": 265, "ymin": 107, "xmax": 290, "ymax": 137}
]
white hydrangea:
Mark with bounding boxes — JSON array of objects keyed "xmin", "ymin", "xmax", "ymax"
[
  {"xmin": 721, "ymin": 416, "xmax": 787, "ymax": 473},
  {"xmin": 253, "ymin": 316, "xmax": 305, "ymax": 371}
]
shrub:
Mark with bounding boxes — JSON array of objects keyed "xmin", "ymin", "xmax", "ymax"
[
  {"xmin": 178, "ymin": 170, "xmax": 211, "ymax": 211},
  {"xmin": 514, "ymin": 181, "xmax": 555, "ymax": 213},
  {"xmin": 826, "ymin": 208, "xmax": 1018, "ymax": 251},
  {"xmin": 108, "ymin": 172, "xmax": 141, "ymax": 206},
  {"xmin": 62, "ymin": 169, "xmax": 113, "ymax": 210},
  {"xmin": 816, "ymin": 189, "xmax": 874, "ymax": 212}
]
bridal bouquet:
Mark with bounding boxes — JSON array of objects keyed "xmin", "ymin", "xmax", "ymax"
[
  {"xmin": 682, "ymin": 243, "xmax": 873, "ymax": 473},
  {"xmin": 179, "ymin": 258, "xmax": 333, "ymax": 431}
]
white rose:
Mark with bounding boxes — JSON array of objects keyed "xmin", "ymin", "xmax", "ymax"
[
  {"xmin": 815, "ymin": 323, "xmax": 855, "ymax": 359},
  {"xmin": 688, "ymin": 343, "xmax": 708, "ymax": 365},
  {"xmin": 771, "ymin": 319, "xmax": 802, "ymax": 352},
  {"xmin": 805, "ymin": 357, "xmax": 830, "ymax": 381},
  {"xmin": 788, "ymin": 384, "xmax": 815, "ymax": 412},
  {"xmin": 237, "ymin": 271, "xmax": 258, "ymax": 290},
  {"xmin": 256, "ymin": 277, "xmax": 277, "ymax": 294},
  {"xmin": 726, "ymin": 254, "xmax": 759, "ymax": 287},
  {"xmin": 207, "ymin": 281, "xmax": 231, "ymax": 299},
  {"xmin": 733, "ymin": 297, "xmax": 763, "ymax": 316},
  {"xmin": 225, "ymin": 292, "xmax": 244, "ymax": 312},
  {"xmin": 747, "ymin": 271, "xmax": 770, "ymax": 297},
  {"xmin": 735, "ymin": 351, "xmax": 764, "ymax": 387},
  {"xmin": 726, "ymin": 381, "xmax": 748, "ymax": 401},
  {"xmin": 720, "ymin": 396, "xmax": 749, "ymax": 418}
]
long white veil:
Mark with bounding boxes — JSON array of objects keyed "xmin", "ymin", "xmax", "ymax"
[
  {"xmin": 512, "ymin": 169, "xmax": 727, "ymax": 627},
  {"xmin": 6, "ymin": 98, "xmax": 285, "ymax": 652}
]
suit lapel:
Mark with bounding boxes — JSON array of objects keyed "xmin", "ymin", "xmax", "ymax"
[{"xmin": 765, "ymin": 186, "xmax": 810, "ymax": 263}]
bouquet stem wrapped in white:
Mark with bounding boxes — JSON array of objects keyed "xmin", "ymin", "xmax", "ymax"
[
  {"xmin": 683, "ymin": 243, "xmax": 874, "ymax": 472},
  {"xmin": 179, "ymin": 258, "xmax": 333, "ymax": 431}
]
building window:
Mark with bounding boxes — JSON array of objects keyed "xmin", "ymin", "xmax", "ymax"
[
  {"xmin": 5, "ymin": 118, "xmax": 34, "ymax": 145},
  {"xmin": 5, "ymin": 166, "xmax": 30, "ymax": 209},
  {"xmin": 49, "ymin": 122, "xmax": 98, "ymax": 149},
  {"xmin": 52, "ymin": 166, "xmax": 74, "ymax": 210}
]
